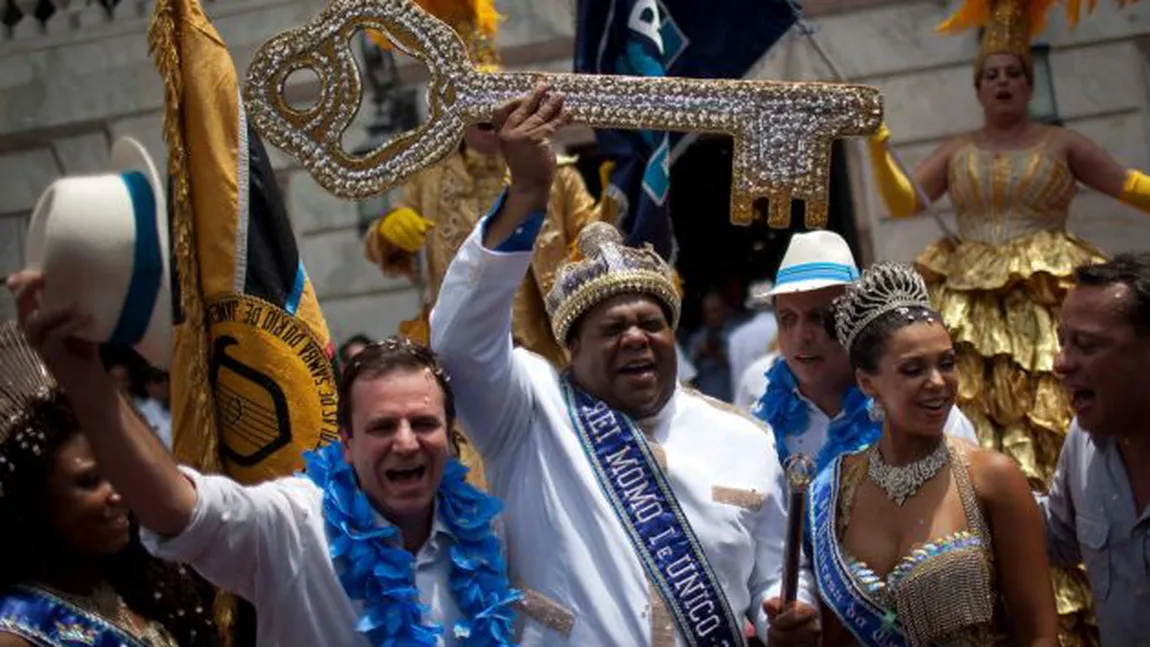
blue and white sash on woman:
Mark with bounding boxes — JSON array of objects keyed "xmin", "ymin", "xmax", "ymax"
[
  {"xmin": 0, "ymin": 586, "xmax": 148, "ymax": 647},
  {"xmin": 809, "ymin": 459, "xmax": 908, "ymax": 647},
  {"xmin": 561, "ymin": 378, "xmax": 744, "ymax": 647}
]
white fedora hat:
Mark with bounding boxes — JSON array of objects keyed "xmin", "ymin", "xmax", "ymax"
[
  {"xmin": 24, "ymin": 137, "xmax": 171, "ymax": 369},
  {"xmin": 767, "ymin": 230, "xmax": 859, "ymax": 298}
]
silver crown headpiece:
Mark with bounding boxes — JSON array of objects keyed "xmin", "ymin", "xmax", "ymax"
[
  {"xmin": 0, "ymin": 321, "xmax": 59, "ymax": 497},
  {"xmin": 832, "ymin": 262, "xmax": 934, "ymax": 353}
]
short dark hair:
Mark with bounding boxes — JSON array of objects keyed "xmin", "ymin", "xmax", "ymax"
[
  {"xmin": 338, "ymin": 334, "xmax": 374, "ymax": 361},
  {"xmin": 336, "ymin": 336, "xmax": 456, "ymax": 435},
  {"xmin": 1073, "ymin": 252, "xmax": 1150, "ymax": 336}
]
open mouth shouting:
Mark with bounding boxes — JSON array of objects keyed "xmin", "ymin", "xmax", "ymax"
[
  {"xmin": 794, "ymin": 353, "xmax": 823, "ymax": 365},
  {"xmin": 618, "ymin": 359, "xmax": 657, "ymax": 382},
  {"xmin": 1067, "ymin": 387, "xmax": 1096, "ymax": 416},
  {"xmin": 995, "ymin": 89, "xmax": 1013, "ymax": 101},
  {"xmin": 384, "ymin": 464, "xmax": 429, "ymax": 494}
]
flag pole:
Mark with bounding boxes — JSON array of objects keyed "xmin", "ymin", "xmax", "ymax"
[{"xmin": 789, "ymin": 14, "xmax": 958, "ymax": 240}]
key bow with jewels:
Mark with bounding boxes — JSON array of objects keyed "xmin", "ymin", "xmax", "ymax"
[{"xmin": 243, "ymin": 0, "xmax": 883, "ymax": 229}]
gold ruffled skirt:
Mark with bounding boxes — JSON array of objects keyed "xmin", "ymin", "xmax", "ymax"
[{"xmin": 916, "ymin": 229, "xmax": 1105, "ymax": 647}]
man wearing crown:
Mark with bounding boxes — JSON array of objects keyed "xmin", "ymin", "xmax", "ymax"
[
  {"xmin": 431, "ymin": 84, "xmax": 819, "ymax": 646},
  {"xmin": 739, "ymin": 230, "xmax": 977, "ymax": 479}
]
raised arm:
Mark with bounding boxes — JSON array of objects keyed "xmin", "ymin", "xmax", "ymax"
[
  {"xmin": 10, "ymin": 272, "xmax": 195, "ymax": 537},
  {"xmin": 1063, "ymin": 127, "xmax": 1150, "ymax": 213},
  {"xmin": 430, "ymin": 85, "xmax": 572, "ymax": 460},
  {"xmin": 867, "ymin": 125, "xmax": 957, "ymax": 219},
  {"xmin": 973, "ymin": 450, "xmax": 1059, "ymax": 647},
  {"xmin": 10, "ymin": 272, "xmax": 325, "ymax": 602}
]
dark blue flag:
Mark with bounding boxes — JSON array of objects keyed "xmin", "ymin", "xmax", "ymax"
[{"xmin": 574, "ymin": 0, "xmax": 800, "ymax": 260}]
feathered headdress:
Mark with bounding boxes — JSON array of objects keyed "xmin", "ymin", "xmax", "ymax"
[
  {"xmin": 368, "ymin": 0, "xmax": 502, "ymax": 68},
  {"xmin": 0, "ymin": 322, "xmax": 59, "ymax": 498},
  {"xmin": 937, "ymin": 0, "xmax": 1139, "ymax": 78}
]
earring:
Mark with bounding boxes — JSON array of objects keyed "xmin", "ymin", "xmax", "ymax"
[{"xmin": 867, "ymin": 400, "xmax": 885, "ymax": 423}]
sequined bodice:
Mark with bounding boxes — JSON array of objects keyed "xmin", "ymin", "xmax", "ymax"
[
  {"xmin": 838, "ymin": 440, "xmax": 1002, "ymax": 647},
  {"xmin": 948, "ymin": 137, "xmax": 1076, "ymax": 245}
]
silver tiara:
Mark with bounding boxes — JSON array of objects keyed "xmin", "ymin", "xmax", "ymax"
[
  {"xmin": 832, "ymin": 263, "xmax": 933, "ymax": 353},
  {"xmin": 0, "ymin": 321, "xmax": 57, "ymax": 497}
]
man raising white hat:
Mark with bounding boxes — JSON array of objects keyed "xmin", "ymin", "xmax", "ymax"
[{"xmin": 736, "ymin": 230, "xmax": 977, "ymax": 474}]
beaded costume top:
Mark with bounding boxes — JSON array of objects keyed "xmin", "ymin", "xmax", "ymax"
[
  {"xmin": 837, "ymin": 439, "xmax": 1005, "ymax": 647},
  {"xmin": 947, "ymin": 135, "xmax": 1075, "ymax": 245}
]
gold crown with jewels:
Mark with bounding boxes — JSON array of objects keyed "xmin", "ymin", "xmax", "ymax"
[{"xmin": 545, "ymin": 223, "xmax": 681, "ymax": 345}]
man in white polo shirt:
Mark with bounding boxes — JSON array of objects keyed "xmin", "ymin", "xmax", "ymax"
[{"xmin": 735, "ymin": 231, "xmax": 977, "ymax": 473}]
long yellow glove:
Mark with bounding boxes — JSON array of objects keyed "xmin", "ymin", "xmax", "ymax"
[
  {"xmin": 867, "ymin": 123, "xmax": 921, "ymax": 219},
  {"xmin": 376, "ymin": 207, "xmax": 434, "ymax": 253},
  {"xmin": 1120, "ymin": 169, "xmax": 1150, "ymax": 213}
]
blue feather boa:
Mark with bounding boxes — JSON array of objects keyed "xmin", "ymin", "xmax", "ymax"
[
  {"xmin": 752, "ymin": 357, "xmax": 879, "ymax": 474},
  {"xmin": 304, "ymin": 442, "xmax": 519, "ymax": 646}
]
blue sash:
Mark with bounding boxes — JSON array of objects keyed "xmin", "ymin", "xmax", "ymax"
[
  {"xmin": 561, "ymin": 379, "xmax": 744, "ymax": 647},
  {"xmin": 0, "ymin": 586, "xmax": 148, "ymax": 647},
  {"xmin": 809, "ymin": 459, "xmax": 908, "ymax": 647}
]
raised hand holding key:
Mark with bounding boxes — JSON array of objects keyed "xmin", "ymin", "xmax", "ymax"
[{"xmin": 243, "ymin": 0, "xmax": 882, "ymax": 229}]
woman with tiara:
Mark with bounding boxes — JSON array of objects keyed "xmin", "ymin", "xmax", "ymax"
[
  {"xmin": 869, "ymin": 0, "xmax": 1147, "ymax": 485},
  {"xmin": 0, "ymin": 322, "xmax": 219, "ymax": 647},
  {"xmin": 867, "ymin": 3, "xmax": 1144, "ymax": 637},
  {"xmin": 809, "ymin": 263, "xmax": 1058, "ymax": 647}
]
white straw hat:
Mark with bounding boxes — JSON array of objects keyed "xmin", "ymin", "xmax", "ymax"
[
  {"xmin": 767, "ymin": 230, "xmax": 859, "ymax": 298},
  {"xmin": 24, "ymin": 137, "xmax": 171, "ymax": 369}
]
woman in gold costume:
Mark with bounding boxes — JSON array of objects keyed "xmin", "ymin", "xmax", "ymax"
[
  {"xmin": 867, "ymin": 1, "xmax": 1148, "ymax": 642},
  {"xmin": 0, "ymin": 323, "xmax": 219, "ymax": 647}
]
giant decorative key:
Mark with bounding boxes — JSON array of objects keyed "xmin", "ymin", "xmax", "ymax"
[{"xmin": 244, "ymin": 0, "xmax": 883, "ymax": 228}]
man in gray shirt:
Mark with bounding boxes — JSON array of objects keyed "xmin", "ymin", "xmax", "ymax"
[{"xmin": 1043, "ymin": 252, "xmax": 1150, "ymax": 645}]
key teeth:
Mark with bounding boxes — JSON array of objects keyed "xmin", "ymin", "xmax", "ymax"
[{"xmin": 767, "ymin": 194, "xmax": 793, "ymax": 229}]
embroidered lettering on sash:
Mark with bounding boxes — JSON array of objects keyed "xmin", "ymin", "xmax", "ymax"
[{"xmin": 562, "ymin": 379, "xmax": 744, "ymax": 647}]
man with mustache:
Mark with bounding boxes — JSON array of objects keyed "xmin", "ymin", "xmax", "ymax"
[
  {"xmin": 432, "ymin": 83, "xmax": 819, "ymax": 646},
  {"xmin": 736, "ymin": 231, "xmax": 976, "ymax": 474},
  {"xmin": 1042, "ymin": 252, "xmax": 1150, "ymax": 645}
]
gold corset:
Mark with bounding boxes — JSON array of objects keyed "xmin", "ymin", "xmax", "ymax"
[
  {"xmin": 948, "ymin": 138, "xmax": 1076, "ymax": 245},
  {"xmin": 838, "ymin": 439, "xmax": 1005, "ymax": 647}
]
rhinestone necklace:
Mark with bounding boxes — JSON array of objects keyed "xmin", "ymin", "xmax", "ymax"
[{"xmin": 867, "ymin": 439, "xmax": 949, "ymax": 506}]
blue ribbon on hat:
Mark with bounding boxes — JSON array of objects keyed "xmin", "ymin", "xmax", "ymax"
[
  {"xmin": 109, "ymin": 172, "xmax": 162, "ymax": 347},
  {"xmin": 775, "ymin": 261, "xmax": 859, "ymax": 288}
]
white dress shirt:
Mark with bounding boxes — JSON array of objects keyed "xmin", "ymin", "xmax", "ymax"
[
  {"xmin": 734, "ymin": 354, "xmax": 980, "ymax": 454},
  {"xmin": 142, "ymin": 469, "xmax": 463, "ymax": 647},
  {"xmin": 431, "ymin": 225, "xmax": 815, "ymax": 646},
  {"xmin": 727, "ymin": 311, "xmax": 777, "ymax": 392}
]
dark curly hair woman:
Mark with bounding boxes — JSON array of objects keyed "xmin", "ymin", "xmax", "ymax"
[{"xmin": 0, "ymin": 322, "xmax": 220, "ymax": 647}]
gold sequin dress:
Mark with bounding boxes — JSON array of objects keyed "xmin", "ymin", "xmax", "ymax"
[{"xmin": 914, "ymin": 135, "xmax": 1101, "ymax": 643}]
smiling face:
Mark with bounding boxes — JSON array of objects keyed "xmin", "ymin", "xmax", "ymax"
[
  {"xmin": 342, "ymin": 368, "xmax": 451, "ymax": 529},
  {"xmin": 856, "ymin": 320, "xmax": 958, "ymax": 436},
  {"xmin": 775, "ymin": 286, "xmax": 852, "ymax": 392},
  {"xmin": 568, "ymin": 293, "xmax": 677, "ymax": 419},
  {"xmin": 46, "ymin": 433, "xmax": 131, "ymax": 558},
  {"xmin": 1055, "ymin": 283, "xmax": 1150, "ymax": 437},
  {"xmin": 977, "ymin": 53, "xmax": 1032, "ymax": 121}
]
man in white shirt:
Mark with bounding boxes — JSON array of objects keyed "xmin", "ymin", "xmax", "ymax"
[
  {"xmin": 431, "ymin": 84, "xmax": 819, "ymax": 647},
  {"xmin": 9, "ymin": 281, "xmax": 516, "ymax": 647},
  {"xmin": 727, "ymin": 279, "xmax": 778, "ymax": 394},
  {"xmin": 735, "ymin": 231, "xmax": 976, "ymax": 472},
  {"xmin": 1040, "ymin": 253, "xmax": 1150, "ymax": 645}
]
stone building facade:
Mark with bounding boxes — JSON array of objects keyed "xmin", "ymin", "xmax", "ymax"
[{"xmin": 2, "ymin": 0, "xmax": 1149, "ymax": 343}]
